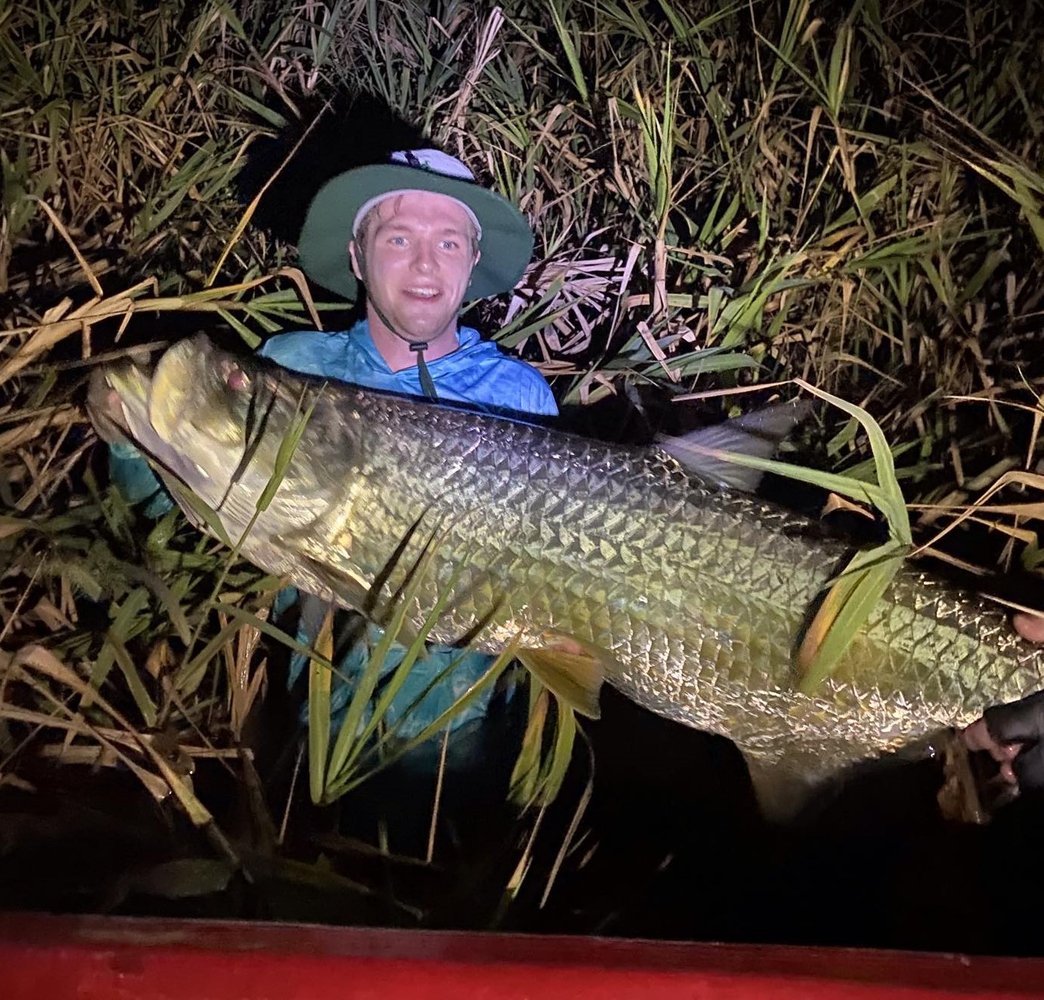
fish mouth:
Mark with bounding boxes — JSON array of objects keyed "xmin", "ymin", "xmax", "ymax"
[
  {"xmin": 87, "ymin": 355, "xmax": 153, "ymax": 445},
  {"xmin": 90, "ymin": 337, "xmax": 215, "ymax": 437},
  {"xmin": 87, "ymin": 336, "xmax": 221, "ymax": 487}
]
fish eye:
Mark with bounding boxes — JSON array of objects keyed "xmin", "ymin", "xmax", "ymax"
[{"xmin": 223, "ymin": 363, "xmax": 249, "ymax": 391}]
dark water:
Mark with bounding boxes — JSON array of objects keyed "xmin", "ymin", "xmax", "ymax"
[{"xmin": 6, "ymin": 676, "xmax": 1044, "ymax": 957}]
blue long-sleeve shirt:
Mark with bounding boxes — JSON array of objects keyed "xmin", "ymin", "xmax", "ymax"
[
  {"xmin": 258, "ymin": 320, "xmax": 558, "ymax": 418},
  {"xmin": 256, "ymin": 320, "xmax": 557, "ymax": 739}
]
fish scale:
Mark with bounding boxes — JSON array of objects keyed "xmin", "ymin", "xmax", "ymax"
[
  {"xmin": 350, "ymin": 396, "xmax": 1041, "ymax": 778},
  {"xmin": 91, "ymin": 335, "xmax": 1044, "ymax": 798}
]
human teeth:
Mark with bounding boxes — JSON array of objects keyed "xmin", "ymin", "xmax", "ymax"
[{"xmin": 407, "ymin": 288, "xmax": 438, "ymax": 297}]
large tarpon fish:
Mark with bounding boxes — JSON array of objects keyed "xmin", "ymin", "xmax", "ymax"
[{"xmin": 88, "ymin": 334, "xmax": 1044, "ymax": 810}]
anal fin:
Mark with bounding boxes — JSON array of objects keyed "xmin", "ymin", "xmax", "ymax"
[{"xmin": 742, "ymin": 750, "xmax": 830, "ymax": 826}]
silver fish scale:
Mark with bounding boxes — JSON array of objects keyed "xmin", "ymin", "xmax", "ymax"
[
  {"xmin": 135, "ymin": 341, "xmax": 1042, "ymax": 784},
  {"xmin": 277, "ymin": 387, "xmax": 1043, "ymax": 777}
]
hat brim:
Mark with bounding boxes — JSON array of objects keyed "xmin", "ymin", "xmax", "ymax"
[{"xmin": 297, "ymin": 163, "xmax": 533, "ymax": 301}]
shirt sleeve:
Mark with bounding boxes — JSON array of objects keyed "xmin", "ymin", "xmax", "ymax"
[
  {"xmin": 502, "ymin": 361, "xmax": 559, "ymax": 418},
  {"xmin": 257, "ymin": 331, "xmax": 329, "ymax": 377},
  {"xmin": 108, "ymin": 442, "xmax": 173, "ymax": 518},
  {"xmin": 524, "ymin": 370, "xmax": 559, "ymax": 417}
]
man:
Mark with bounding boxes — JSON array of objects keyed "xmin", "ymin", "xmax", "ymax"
[
  {"xmin": 261, "ymin": 148, "xmax": 556, "ymax": 418},
  {"xmin": 111, "ymin": 148, "xmax": 557, "ymax": 754}
]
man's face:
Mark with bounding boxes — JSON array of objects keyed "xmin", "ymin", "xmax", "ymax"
[{"xmin": 350, "ymin": 191, "xmax": 480, "ymax": 345}]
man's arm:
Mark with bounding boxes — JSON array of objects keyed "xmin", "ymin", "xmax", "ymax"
[
  {"xmin": 962, "ymin": 613, "xmax": 1044, "ymax": 787},
  {"xmin": 108, "ymin": 442, "xmax": 173, "ymax": 518}
]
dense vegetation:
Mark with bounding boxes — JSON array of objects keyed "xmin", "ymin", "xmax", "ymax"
[{"xmin": 0, "ymin": 0, "xmax": 1041, "ymax": 936}]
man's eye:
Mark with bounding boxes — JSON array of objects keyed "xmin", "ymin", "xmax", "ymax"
[
  {"xmin": 388, "ymin": 235, "xmax": 408, "ymax": 247},
  {"xmin": 440, "ymin": 239, "xmax": 460, "ymax": 251}
]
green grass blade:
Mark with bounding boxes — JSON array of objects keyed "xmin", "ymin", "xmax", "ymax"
[
  {"xmin": 105, "ymin": 630, "xmax": 158, "ymax": 728},
  {"xmin": 307, "ymin": 608, "xmax": 334, "ymax": 805},
  {"xmin": 797, "ymin": 539, "xmax": 908, "ymax": 694}
]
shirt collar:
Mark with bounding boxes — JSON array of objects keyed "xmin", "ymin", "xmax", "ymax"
[{"xmin": 349, "ymin": 318, "xmax": 482, "ymax": 374}]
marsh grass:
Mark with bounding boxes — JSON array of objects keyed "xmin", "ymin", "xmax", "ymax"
[{"xmin": 0, "ymin": 0, "xmax": 1042, "ymax": 925}]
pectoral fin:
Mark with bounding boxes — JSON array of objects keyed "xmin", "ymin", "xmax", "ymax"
[
  {"xmin": 516, "ymin": 634, "xmax": 608, "ymax": 720},
  {"xmin": 290, "ymin": 550, "xmax": 374, "ymax": 615}
]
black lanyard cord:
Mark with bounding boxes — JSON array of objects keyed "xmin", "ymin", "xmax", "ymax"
[{"xmin": 410, "ymin": 341, "xmax": 438, "ymax": 400}]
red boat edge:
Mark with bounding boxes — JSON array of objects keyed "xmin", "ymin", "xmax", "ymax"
[{"xmin": 2, "ymin": 911, "xmax": 1044, "ymax": 999}]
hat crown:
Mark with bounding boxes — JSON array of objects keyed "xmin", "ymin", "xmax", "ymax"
[
  {"xmin": 390, "ymin": 149, "xmax": 475, "ymax": 182},
  {"xmin": 298, "ymin": 147, "xmax": 534, "ymax": 301},
  {"xmin": 352, "ymin": 149, "xmax": 483, "ymax": 238}
]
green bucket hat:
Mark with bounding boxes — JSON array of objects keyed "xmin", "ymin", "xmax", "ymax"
[{"xmin": 297, "ymin": 149, "xmax": 534, "ymax": 302}]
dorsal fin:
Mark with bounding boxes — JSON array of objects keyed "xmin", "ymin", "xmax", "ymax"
[{"xmin": 657, "ymin": 400, "xmax": 812, "ymax": 492}]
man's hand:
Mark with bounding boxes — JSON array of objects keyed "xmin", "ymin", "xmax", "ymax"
[
  {"xmin": 961, "ymin": 613, "xmax": 1044, "ymax": 787},
  {"xmin": 1014, "ymin": 611, "xmax": 1044, "ymax": 644}
]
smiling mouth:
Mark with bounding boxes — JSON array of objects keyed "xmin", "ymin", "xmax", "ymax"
[{"xmin": 403, "ymin": 287, "xmax": 440, "ymax": 299}]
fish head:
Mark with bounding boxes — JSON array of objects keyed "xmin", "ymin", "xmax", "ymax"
[{"xmin": 89, "ymin": 334, "xmax": 326, "ymax": 509}]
